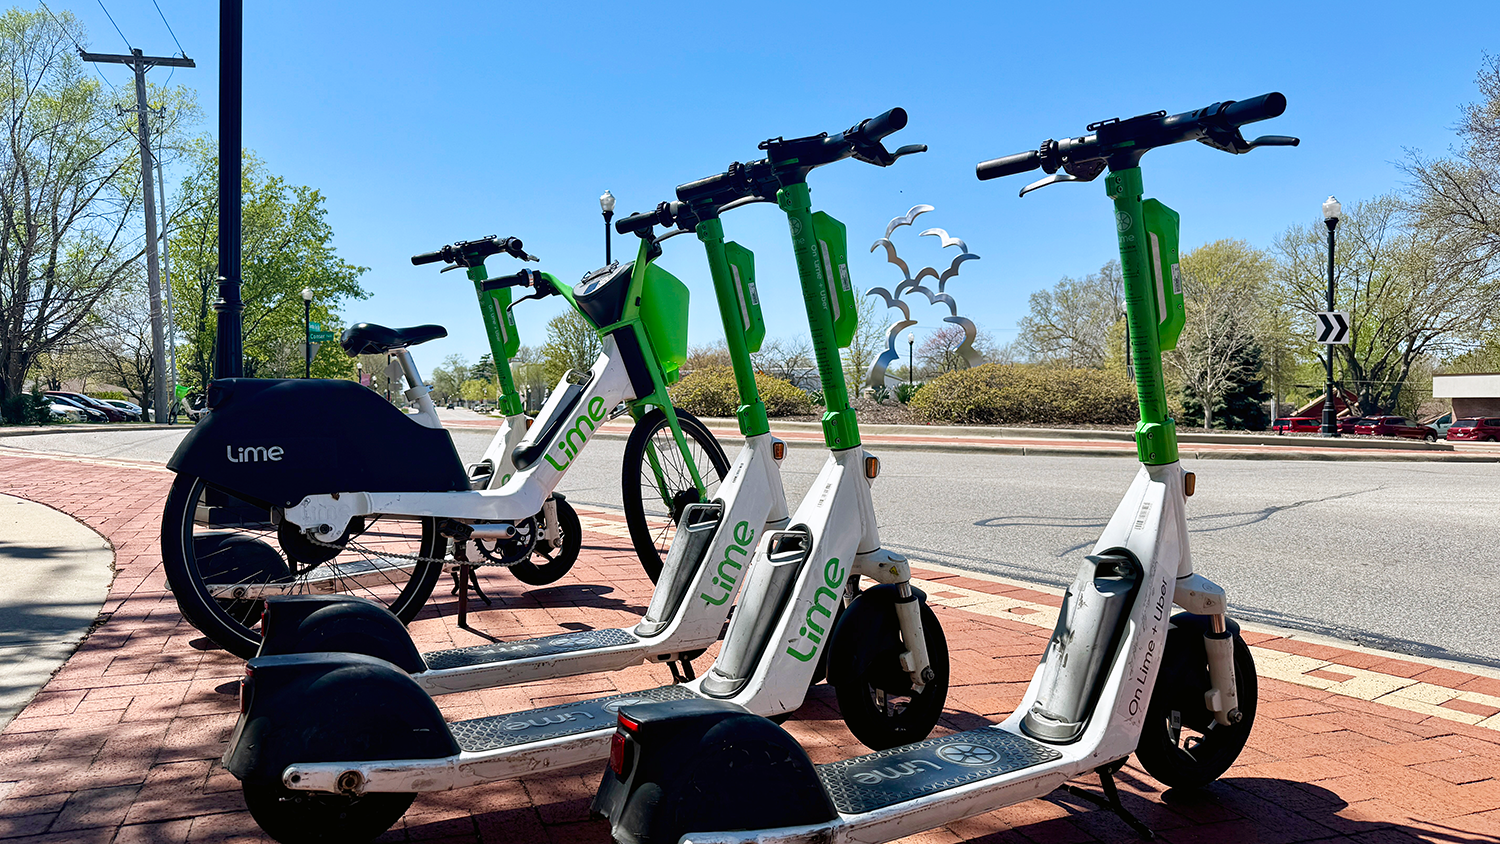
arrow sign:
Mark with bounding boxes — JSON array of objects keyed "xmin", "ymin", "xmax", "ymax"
[{"xmin": 1315, "ymin": 311, "xmax": 1349, "ymax": 344}]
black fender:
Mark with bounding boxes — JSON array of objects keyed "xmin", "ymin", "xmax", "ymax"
[
  {"xmin": 1152, "ymin": 612, "xmax": 1243, "ymax": 699},
  {"xmin": 825, "ymin": 583, "xmax": 927, "ymax": 688},
  {"xmin": 167, "ymin": 378, "xmax": 470, "ymax": 509},
  {"xmin": 224, "ymin": 652, "xmax": 457, "ymax": 787},
  {"xmin": 592, "ymin": 699, "xmax": 835, "ymax": 844},
  {"xmin": 256, "ymin": 595, "xmax": 425, "ymax": 672}
]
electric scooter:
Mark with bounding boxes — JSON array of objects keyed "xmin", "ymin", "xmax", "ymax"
[
  {"xmin": 162, "ymin": 236, "xmax": 728, "ymax": 658},
  {"xmin": 253, "ymin": 216, "xmax": 793, "ymax": 697},
  {"xmin": 223, "ymin": 108, "xmax": 945, "ymax": 844},
  {"xmin": 592, "ymin": 92, "xmax": 1296, "ymax": 844}
]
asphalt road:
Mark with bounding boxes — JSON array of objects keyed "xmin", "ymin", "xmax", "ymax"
[{"xmin": 6, "ymin": 422, "xmax": 1498, "ymax": 666}]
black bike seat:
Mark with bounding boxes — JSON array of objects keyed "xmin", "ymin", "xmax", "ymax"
[{"xmin": 340, "ymin": 323, "xmax": 447, "ymax": 356}]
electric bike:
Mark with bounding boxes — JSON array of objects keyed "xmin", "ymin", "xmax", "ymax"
[
  {"xmin": 223, "ymin": 108, "xmax": 943, "ymax": 844},
  {"xmin": 252, "ymin": 215, "xmax": 793, "ymax": 699},
  {"xmin": 592, "ymin": 92, "xmax": 1296, "ymax": 844},
  {"xmin": 161, "ymin": 236, "xmax": 728, "ymax": 658}
]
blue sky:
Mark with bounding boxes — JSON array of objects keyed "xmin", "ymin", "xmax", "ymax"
[{"xmin": 52, "ymin": 0, "xmax": 1500, "ymax": 370}]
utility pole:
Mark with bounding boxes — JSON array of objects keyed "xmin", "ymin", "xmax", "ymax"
[
  {"xmin": 156, "ymin": 141, "xmax": 180, "ymax": 420},
  {"xmin": 79, "ymin": 48, "xmax": 194, "ymax": 422}
]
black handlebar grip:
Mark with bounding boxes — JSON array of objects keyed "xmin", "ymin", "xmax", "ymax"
[
  {"xmin": 411, "ymin": 249, "xmax": 446, "ymax": 265},
  {"xmin": 676, "ymin": 170, "xmax": 739, "ymax": 204},
  {"xmin": 616, "ymin": 210, "xmax": 659, "ymax": 235},
  {"xmin": 1221, "ymin": 92, "xmax": 1287, "ymax": 127},
  {"xmin": 976, "ymin": 150, "xmax": 1041, "ymax": 181},
  {"xmin": 856, "ymin": 107, "xmax": 908, "ymax": 143}
]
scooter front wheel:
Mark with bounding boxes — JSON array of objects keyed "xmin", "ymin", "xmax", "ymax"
[
  {"xmin": 161, "ymin": 474, "xmax": 443, "ymax": 659},
  {"xmin": 1135, "ymin": 617, "xmax": 1258, "ymax": 789},
  {"xmin": 828, "ymin": 590, "xmax": 950, "ymax": 751},
  {"xmin": 508, "ymin": 496, "xmax": 582, "ymax": 586},
  {"xmin": 242, "ymin": 781, "xmax": 415, "ymax": 844},
  {"xmin": 622, "ymin": 409, "xmax": 730, "ymax": 583}
]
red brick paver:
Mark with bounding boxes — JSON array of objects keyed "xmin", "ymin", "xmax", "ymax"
[{"xmin": 3, "ymin": 448, "xmax": 1500, "ymax": 843}]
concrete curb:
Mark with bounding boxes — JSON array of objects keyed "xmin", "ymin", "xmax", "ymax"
[{"xmin": 0, "ymin": 423, "xmax": 178, "ymax": 438}]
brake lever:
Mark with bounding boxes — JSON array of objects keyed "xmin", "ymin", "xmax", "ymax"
[
  {"xmin": 893, "ymin": 143, "xmax": 927, "ymax": 159},
  {"xmin": 439, "ymin": 264, "xmax": 460, "ymax": 273},
  {"xmin": 1247, "ymin": 135, "xmax": 1300, "ymax": 149},
  {"xmin": 1019, "ymin": 172, "xmax": 1085, "ymax": 197}
]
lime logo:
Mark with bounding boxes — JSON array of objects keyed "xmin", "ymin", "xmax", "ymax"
[
  {"xmin": 1115, "ymin": 210, "xmax": 1133, "ymax": 233},
  {"xmin": 227, "ymin": 445, "xmax": 283, "ymax": 463},
  {"xmin": 543, "ymin": 396, "xmax": 607, "ymax": 471},
  {"xmin": 699, "ymin": 521, "xmax": 756, "ymax": 606},
  {"xmin": 788, "ymin": 216, "xmax": 803, "ymax": 237},
  {"xmin": 785, "ymin": 556, "xmax": 845, "ymax": 662}
]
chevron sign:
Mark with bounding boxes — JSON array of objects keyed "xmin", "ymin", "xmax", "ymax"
[{"xmin": 1316, "ymin": 311, "xmax": 1350, "ymax": 344}]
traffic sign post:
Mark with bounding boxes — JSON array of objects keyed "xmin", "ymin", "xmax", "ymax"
[{"xmin": 1316, "ymin": 311, "xmax": 1349, "ymax": 344}]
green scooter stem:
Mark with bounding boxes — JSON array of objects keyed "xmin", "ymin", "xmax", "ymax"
[
  {"xmin": 777, "ymin": 182, "xmax": 860, "ymax": 451},
  {"xmin": 1107, "ymin": 168, "xmax": 1179, "ymax": 465},
  {"xmin": 695, "ymin": 218, "xmax": 770, "ymax": 438},
  {"xmin": 468, "ymin": 264, "xmax": 524, "ymax": 418}
]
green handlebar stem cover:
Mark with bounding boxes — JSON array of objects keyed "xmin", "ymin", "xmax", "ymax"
[
  {"xmin": 468, "ymin": 264, "xmax": 524, "ymax": 417},
  {"xmin": 811, "ymin": 211, "xmax": 857, "ymax": 349},
  {"xmin": 1143, "ymin": 199, "xmax": 1185, "ymax": 353},
  {"xmin": 723, "ymin": 241, "xmax": 765, "ymax": 354}
]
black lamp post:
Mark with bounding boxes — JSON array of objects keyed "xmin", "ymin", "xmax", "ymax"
[
  {"xmin": 907, "ymin": 331, "xmax": 915, "ymax": 387},
  {"xmin": 1320, "ymin": 197, "xmax": 1341, "ymax": 437},
  {"xmin": 301, "ymin": 287, "xmax": 313, "ymax": 379},
  {"xmin": 600, "ymin": 190, "xmax": 615, "ymax": 265}
]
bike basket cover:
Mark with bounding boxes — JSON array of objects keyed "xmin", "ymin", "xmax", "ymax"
[
  {"xmin": 724, "ymin": 241, "xmax": 765, "ymax": 353},
  {"xmin": 812, "ymin": 211, "xmax": 856, "ymax": 348},
  {"xmin": 1142, "ymin": 199, "xmax": 1184, "ymax": 352},
  {"xmin": 640, "ymin": 263, "xmax": 690, "ymax": 382}
]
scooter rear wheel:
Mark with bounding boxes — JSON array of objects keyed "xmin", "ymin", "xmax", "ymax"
[
  {"xmin": 161, "ymin": 474, "xmax": 443, "ymax": 659},
  {"xmin": 622, "ymin": 409, "xmax": 730, "ymax": 583},
  {"xmin": 1135, "ymin": 621, "xmax": 1257, "ymax": 789},
  {"xmin": 508, "ymin": 496, "xmax": 582, "ymax": 586},
  {"xmin": 829, "ymin": 595, "xmax": 949, "ymax": 751},
  {"xmin": 243, "ymin": 781, "xmax": 415, "ymax": 844}
]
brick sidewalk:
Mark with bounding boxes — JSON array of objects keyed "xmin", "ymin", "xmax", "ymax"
[{"xmin": 1, "ymin": 449, "xmax": 1498, "ymax": 843}]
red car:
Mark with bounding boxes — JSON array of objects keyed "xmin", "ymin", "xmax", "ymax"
[
  {"xmin": 1352, "ymin": 416, "xmax": 1438, "ymax": 442},
  {"xmin": 1338, "ymin": 416, "xmax": 1372, "ymax": 435},
  {"xmin": 1446, "ymin": 418, "xmax": 1500, "ymax": 442},
  {"xmin": 1272, "ymin": 417, "xmax": 1320, "ymax": 434}
]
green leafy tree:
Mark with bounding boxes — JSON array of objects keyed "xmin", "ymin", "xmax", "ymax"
[
  {"xmin": 460, "ymin": 378, "xmax": 496, "ymax": 404},
  {"xmin": 845, "ymin": 289, "xmax": 888, "ymax": 388},
  {"xmin": 541, "ymin": 310, "xmax": 601, "ymax": 385},
  {"xmin": 429, "ymin": 353, "xmax": 467, "ymax": 404},
  {"xmin": 1018, "ymin": 260, "xmax": 1123, "ymax": 367},
  {"xmin": 169, "ymin": 143, "xmax": 367, "ymax": 387},
  {"xmin": 1169, "ymin": 240, "xmax": 1275, "ymax": 430}
]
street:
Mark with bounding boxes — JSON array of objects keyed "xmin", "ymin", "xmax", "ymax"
[{"xmin": 5, "ymin": 423, "xmax": 1497, "ymax": 666}]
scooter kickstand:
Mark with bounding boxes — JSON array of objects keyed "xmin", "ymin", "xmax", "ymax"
[
  {"xmin": 1060, "ymin": 763, "xmax": 1155, "ymax": 840},
  {"xmin": 666, "ymin": 656, "xmax": 696, "ymax": 684}
]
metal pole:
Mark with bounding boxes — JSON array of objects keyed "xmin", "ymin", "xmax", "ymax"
[
  {"xmin": 156, "ymin": 141, "xmax": 179, "ymax": 423},
  {"xmin": 127, "ymin": 52, "xmax": 171, "ymax": 424},
  {"xmin": 214, "ymin": 0, "xmax": 244, "ymax": 379},
  {"xmin": 603, "ymin": 210, "xmax": 613, "ymax": 265},
  {"xmin": 304, "ymin": 298, "xmax": 312, "ymax": 378},
  {"xmin": 1322, "ymin": 219, "xmax": 1339, "ymax": 437},
  {"xmin": 907, "ymin": 337, "xmax": 913, "ymax": 387}
]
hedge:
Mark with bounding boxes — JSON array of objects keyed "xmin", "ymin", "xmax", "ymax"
[
  {"xmin": 669, "ymin": 366, "xmax": 812, "ymax": 418},
  {"xmin": 908, "ymin": 363, "xmax": 1138, "ymax": 426}
]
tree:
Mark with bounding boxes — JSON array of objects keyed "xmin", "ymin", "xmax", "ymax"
[
  {"xmin": 460, "ymin": 378, "xmax": 496, "ymax": 404},
  {"xmin": 540, "ymin": 310, "xmax": 601, "ymax": 385},
  {"xmin": 1168, "ymin": 240, "xmax": 1274, "ymax": 430},
  {"xmin": 1402, "ymin": 54, "xmax": 1500, "ymax": 282},
  {"xmin": 844, "ymin": 288, "xmax": 887, "ymax": 388},
  {"xmin": 1275, "ymin": 196, "xmax": 1496, "ymax": 415},
  {"xmin": 79, "ymin": 280, "xmax": 157, "ymax": 413},
  {"xmin": 685, "ymin": 339, "xmax": 731, "ymax": 371},
  {"xmin": 917, "ymin": 324, "xmax": 972, "ymax": 375},
  {"xmin": 1017, "ymin": 260, "xmax": 1123, "ymax": 367},
  {"xmin": 170, "ymin": 143, "xmax": 366, "ymax": 387},
  {"xmin": 751, "ymin": 335, "xmax": 816, "ymax": 388},
  {"xmin": 429, "ymin": 353, "xmax": 467, "ymax": 404}
]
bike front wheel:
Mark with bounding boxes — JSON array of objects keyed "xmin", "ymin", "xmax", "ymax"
[
  {"xmin": 161, "ymin": 474, "xmax": 443, "ymax": 659},
  {"xmin": 621, "ymin": 408, "xmax": 730, "ymax": 583}
]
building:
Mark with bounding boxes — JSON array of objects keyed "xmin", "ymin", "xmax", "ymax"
[{"xmin": 1432, "ymin": 372, "xmax": 1500, "ymax": 418}]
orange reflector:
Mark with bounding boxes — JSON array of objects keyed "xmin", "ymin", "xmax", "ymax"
[
  {"xmin": 864, "ymin": 455, "xmax": 880, "ymax": 479},
  {"xmin": 1184, "ymin": 472, "xmax": 1196, "ymax": 497},
  {"xmin": 525, "ymin": 416, "xmax": 534, "ymax": 429},
  {"xmin": 771, "ymin": 441, "xmax": 785, "ymax": 461}
]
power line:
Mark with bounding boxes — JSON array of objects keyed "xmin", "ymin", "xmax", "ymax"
[
  {"xmin": 35, "ymin": 0, "xmax": 115, "ymax": 90},
  {"xmin": 94, "ymin": 0, "xmax": 131, "ymax": 51},
  {"xmin": 149, "ymin": 0, "xmax": 185, "ymax": 57}
]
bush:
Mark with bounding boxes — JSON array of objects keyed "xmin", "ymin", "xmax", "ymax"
[
  {"xmin": 89, "ymin": 390, "xmax": 127, "ymax": 401},
  {"xmin": 908, "ymin": 363, "xmax": 1138, "ymax": 426},
  {"xmin": 895, "ymin": 381, "xmax": 924, "ymax": 404},
  {"xmin": 1, "ymin": 387, "xmax": 55, "ymax": 426},
  {"xmin": 669, "ymin": 366, "xmax": 812, "ymax": 418}
]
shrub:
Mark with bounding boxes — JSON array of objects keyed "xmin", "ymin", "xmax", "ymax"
[
  {"xmin": 90, "ymin": 390, "xmax": 127, "ymax": 401},
  {"xmin": 669, "ymin": 366, "xmax": 812, "ymax": 418},
  {"xmin": 895, "ymin": 381, "xmax": 924, "ymax": 404},
  {"xmin": 1, "ymin": 387, "xmax": 54, "ymax": 426},
  {"xmin": 908, "ymin": 363, "xmax": 1138, "ymax": 426}
]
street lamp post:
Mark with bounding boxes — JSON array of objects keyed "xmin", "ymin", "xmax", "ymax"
[
  {"xmin": 907, "ymin": 331, "xmax": 915, "ymax": 387},
  {"xmin": 600, "ymin": 190, "xmax": 615, "ymax": 265},
  {"xmin": 301, "ymin": 287, "xmax": 313, "ymax": 379},
  {"xmin": 1321, "ymin": 196, "xmax": 1341, "ymax": 437}
]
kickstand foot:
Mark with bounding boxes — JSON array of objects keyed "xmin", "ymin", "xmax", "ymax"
[
  {"xmin": 1061, "ymin": 764, "xmax": 1153, "ymax": 840},
  {"xmin": 666, "ymin": 656, "xmax": 697, "ymax": 684}
]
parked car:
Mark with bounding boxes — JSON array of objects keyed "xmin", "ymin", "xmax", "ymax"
[
  {"xmin": 1338, "ymin": 416, "xmax": 1372, "ymax": 435},
  {"xmin": 1352, "ymin": 416, "xmax": 1438, "ymax": 441},
  {"xmin": 1426, "ymin": 414, "xmax": 1455, "ymax": 438},
  {"xmin": 47, "ymin": 395, "xmax": 107, "ymax": 422},
  {"xmin": 1446, "ymin": 418, "xmax": 1500, "ymax": 442},
  {"xmin": 48, "ymin": 402, "xmax": 85, "ymax": 422},
  {"xmin": 1272, "ymin": 417, "xmax": 1320, "ymax": 434},
  {"xmin": 45, "ymin": 391, "xmax": 127, "ymax": 422},
  {"xmin": 99, "ymin": 399, "xmax": 143, "ymax": 419}
]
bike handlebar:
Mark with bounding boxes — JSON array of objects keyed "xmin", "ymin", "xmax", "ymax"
[
  {"xmin": 411, "ymin": 235, "xmax": 535, "ymax": 268},
  {"xmin": 852, "ymin": 107, "xmax": 907, "ymax": 145},
  {"xmin": 616, "ymin": 206, "xmax": 671, "ymax": 235},
  {"xmin": 975, "ymin": 150, "xmax": 1040, "ymax": 181}
]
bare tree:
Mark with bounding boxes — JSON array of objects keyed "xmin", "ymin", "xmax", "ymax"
[
  {"xmin": 1017, "ymin": 260, "xmax": 1123, "ymax": 367},
  {"xmin": 918, "ymin": 324, "xmax": 970, "ymax": 375},
  {"xmin": 752, "ymin": 335, "xmax": 816, "ymax": 388},
  {"xmin": 80, "ymin": 281, "xmax": 156, "ymax": 412},
  {"xmin": 843, "ymin": 289, "xmax": 887, "ymax": 387}
]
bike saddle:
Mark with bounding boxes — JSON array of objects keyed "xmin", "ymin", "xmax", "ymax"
[{"xmin": 340, "ymin": 323, "xmax": 448, "ymax": 356}]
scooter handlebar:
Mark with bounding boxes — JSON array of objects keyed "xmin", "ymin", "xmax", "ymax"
[
  {"xmin": 616, "ymin": 209, "xmax": 662, "ymax": 235},
  {"xmin": 851, "ymin": 107, "xmax": 907, "ymax": 144},
  {"xmin": 976, "ymin": 150, "xmax": 1040, "ymax": 181},
  {"xmin": 1220, "ymin": 92, "xmax": 1287, "ymax": 128}
]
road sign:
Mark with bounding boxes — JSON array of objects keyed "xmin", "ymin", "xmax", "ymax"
[
  {"xmin": 305, "ymin": 341, "xmax": 321, "ymax": 360},
  {"xmin": 310, "ymin": 331, "xmax": 337, "ymax": 342},
  {"xmin": 1316, "ymin": 311, "xmax": 1349, "ymax": 344}
]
